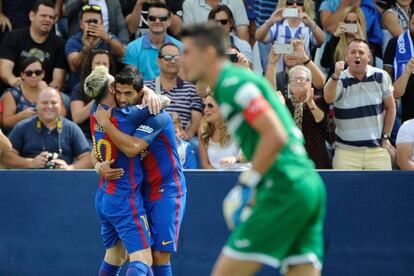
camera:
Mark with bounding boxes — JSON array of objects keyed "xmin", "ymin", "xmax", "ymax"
[{"xmin": 46, "ymin": 152, "xmax": 59, "ymax": 169}]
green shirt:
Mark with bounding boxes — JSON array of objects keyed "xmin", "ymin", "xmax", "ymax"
[{"xmin": 214, "ymin": 63, "xmax": 315, "ymax": 183}]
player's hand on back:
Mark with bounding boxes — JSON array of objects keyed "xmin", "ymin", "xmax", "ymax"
[
  {"xmin": 98, "ymin": 160, "xmax": 124, "ymax": 180},
  {"xmin": 95, "ymin": 105, "xmax": 112, "ymax": 128},
  {"xmin": 142, "ymin": 86, "xmax": 161, "ymax": 114}
]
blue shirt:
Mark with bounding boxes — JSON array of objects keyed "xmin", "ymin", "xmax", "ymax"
[
  {"xmin": 123, "ymin": 32, "xmax": 183, "ymax": 80},
  {"xmin": 133, "ymin": 110, "xmax": 186, "ymax": 201},
  {"xmin": 65, "ymin": 32, "xmax": 117, "ymax": 88},
  {"xmin": 90, "ymin": 103, "xmax": 152, "ymax": 196},
  {"xmin": 8, "ymin": 116, "xmax": 89, "ymax": 165},
  {"xmin": 177, "ymin": 138, "xmax": 197, "ymax": 169}
]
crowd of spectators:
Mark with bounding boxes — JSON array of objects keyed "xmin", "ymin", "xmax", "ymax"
[{"xmin": 0, "ymin": 0, "xmax": 413, "ymax": 171}]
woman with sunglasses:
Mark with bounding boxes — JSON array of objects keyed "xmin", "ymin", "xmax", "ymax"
[
  {"xmin": 70, "ymin": 49, "xmax": 115, "ymax": 146},
  {"xmin": 198, "ymin": 92, "xmax": 249, "ymax": 170},
  {"xmin": 320, "ymin": 6, "xmax": 367, "ymax": 76},
  {"xmin": 1, "ymin": 56, "xmax": 51, "ymax": 130},
  {"xmin": 255, "ymin": 0, "xmax": 324, "ymax": 70}
]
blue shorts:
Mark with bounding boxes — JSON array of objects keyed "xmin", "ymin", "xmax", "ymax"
[
  {"xmin": 144, "ymin": 193, "xmax": 186, "ymax": 252},
  {"xmin": 95, "ymin": 189, "xmax": 153, "ymax": 254}
]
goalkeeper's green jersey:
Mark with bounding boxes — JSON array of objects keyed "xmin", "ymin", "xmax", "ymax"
[{"xmin": 214, "ymin": 63, "xmax": 315, "ymax": 182}]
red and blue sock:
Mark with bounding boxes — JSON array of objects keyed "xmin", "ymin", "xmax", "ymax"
[
  {"xmin": 98, "ymin": 261, "xmax": 121, "ymax": 276},
  {"xmin": 126, "ymin": 261, "xmax": 153, "ymax": 276},
  {"xmin": 152, "ymin": 263, "xmax": 172, "ymax": 276}
]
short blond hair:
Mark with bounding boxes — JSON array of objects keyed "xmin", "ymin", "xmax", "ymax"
[{"xmin": 84, "ymin": 65, "xmax": 114, "ymax": 100}]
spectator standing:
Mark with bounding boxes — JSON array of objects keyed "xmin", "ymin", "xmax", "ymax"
[
  {"xmin": 183, "ymin": 0, "xmax": 249, "ymax": 41},
  {"xmin": 208, "ymin": 4, "xmax": 253, "ymax": 67},
  {"xmin": 396, "ymin": 118, "xmax": 414, "ymax": 170},
  {"xmin": 384, "ymin": 12, "xmax": 414, "ymax": 123},
  {"xmin": 265, "ymin": 39, "xmax": 326, "ymax": 97},
  {"xmin": 64, "ymin": 0, "xmax": 129, "ymax": 44},
  {"xmin": 285, "ymin": 65, "xmax": 330, "ymax": 169},
  {"xmin": 319, "ymin": 0, "xmax": 383, "ymax": 62},
  {"xmin": 144, "ymin": 43, "xmax": 202, "ymax": 140},
  {"xmin": 2, "ymin": 87, "xmax": 91, "ymax": 169},
  {"xmin": 381, "ymin": 0, "xmax": 411, "ymax": 52},
  {"xmin": 123, "ymin": 2, "xmax": 182, "ymax": 80},
  {"xmin": 0, "ymin": 0, "xmax": 66, "ymax": 92},
  {"xmin": 120, "ymin": 0, "xmax": 184, "ymax": 38},
  {"xmin": 171, "ymin": 112, "xmax": 197, "ymax": 169},
  {"xmin": 255, "ymin": 0, "xmax": 324, "ymax": 72},
  {"xmin": 1, "ymin": 57, "xmax": 67, "ymax": 130},
  {"xmin": 198, "ymin": 93, "xmax": 247, "ymax": 169},
  {"xmin": 321, "ymin": 6, "xmax": 366, "ymax": 76},
  {"xmin": 70, "ymin": 49, "xmax": 115, "ymax": 146},
  {"xmin": 65, "ymin": 4, "xmax": 124, "ymax": 89},
  {"xmin": 324, "ymin": 39, "xmax": 396, "ymax": 170}
]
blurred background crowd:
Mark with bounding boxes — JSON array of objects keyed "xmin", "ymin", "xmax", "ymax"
[{"xmin": 0, "ymin": 0, "xmax": 413, "ymax": 171}]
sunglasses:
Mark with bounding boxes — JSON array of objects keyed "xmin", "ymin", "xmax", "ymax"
[
  {"xmin": 82, "ymin": 4, "xmax": 101, "ymax": 11},
  {"xmin": 204, "ymin": 103, "xmax": 215, "ymax": 109},
  {"xmin": 215, "ymin": 19, "xmax": 229, "ymax": 25},
  {"xmin": 344, "ymin": 20, "xmax": 358, "ymax": 24},
  {"xmin": 23, "ymin": 70, "xmax": 44, "ymax": 77},
  {"xmin": 148, "ymin": 15, "xmax": 169, "ymax": 22},
  {"xmin": 160, "ymin": 54, "xmax": 180, "ymax": 62},
  {"xmin": 286, "ymin": 0, "xmax": 304, "ymax": 6}
]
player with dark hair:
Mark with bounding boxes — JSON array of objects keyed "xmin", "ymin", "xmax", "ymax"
[
  {"xmin": 180, "ymin": 23, "xmax": 326, "ymax": 276},
  {"xmin": 94, "ymin": 67, "xmax": 186, "ymax": 276},
  {"xmin": 85, "ymin": 66, "xmax": 169, "ymax": 276}
]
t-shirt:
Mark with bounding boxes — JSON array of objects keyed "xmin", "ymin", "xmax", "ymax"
[
  {"xmin": 177, "ymin": 138, "xmax": 197, "ymax": 169},
  {"xmin": 70, "ymin": 83, "xmax": 92, "ymax": 139},
  {"xmin": 3, "ymin": 0, "xmax": 36, "ymax": 29},
  {"xmin": 144, "ymin": 77, "xmax": 202, "ymax": 129},
  {"xmin": 8, "ymin": 116, "xmax": 89, "ymax": 165},
  {"xmin": 383, "ymin": 36, "xmax": 414, "ymax": 122},
  {"xmin": 253, "ymin": 0, "xmax": 278, "ymax": 26},
  {"xmin": 134, "ymin": 110, "xmax": 186, "ymax": 201},
  {"xmin": 214, "ymin": 62, "xmax": 315, "ymax": 182},
  {"xmin": 0, "ymin": 28, "xmax": 67, "ymax": 84},
  {"xmin": 396, "ymin": 118, "xmax": 414, "ymax": 162},
  {"xmin": 183, "ymin": 0, "xmax": 248, "ymax": 26}
]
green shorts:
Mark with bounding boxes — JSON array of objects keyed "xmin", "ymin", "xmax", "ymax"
[{"xmin": 223, "ymin": 172, "xmax": 326, "ymax": 273}]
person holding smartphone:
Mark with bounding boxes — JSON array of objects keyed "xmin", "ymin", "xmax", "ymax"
[
  {"xmin": 320, "ymin": 6, "xmax": 367, "ymax": 76},
  {"xmin": 65, "ymin": 4, "xmax": 125, "ymax": 90},
  {"xmin": 255, "ymin": 0, "xmax": 324, "ymax": 73}
]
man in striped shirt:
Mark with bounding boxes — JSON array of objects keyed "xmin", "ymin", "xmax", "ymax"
[
  {"xmin": 324, "ymin": 39, "xmax": 396, "ymax": 170},
  {"xmin": 144, "ymin": 43, "xmax": 203, "ymax": 141}
]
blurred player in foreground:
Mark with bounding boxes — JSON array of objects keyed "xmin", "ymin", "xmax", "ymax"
[
  {"xmin": 180, "ymin": 23, "xmax": 326, "ymax": 276},
  {"xmin": 85, "ymin": 66, "xmax": 166, "ymax": 276},
  {"xmin": 93, "ymin": 67, "xmax": 186, "ymax": 276}
]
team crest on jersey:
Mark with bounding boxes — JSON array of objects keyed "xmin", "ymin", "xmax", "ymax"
[
  {"xmin": 137, "ymin": 125, "xmax": 153, "ymax": 133},
  {"xmin": 93, "ymin": 123, "xmax": 105, "ymax": 132}
]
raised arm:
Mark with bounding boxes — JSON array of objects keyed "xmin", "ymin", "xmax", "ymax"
[{"xmin": 324, "ymin": 61, "xmax": 344, "ymax": 104}]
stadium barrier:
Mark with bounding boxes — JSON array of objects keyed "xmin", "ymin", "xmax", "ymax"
[{"xmin": 0, "ymin": 170, "xmax": 414, "ymax": 276}]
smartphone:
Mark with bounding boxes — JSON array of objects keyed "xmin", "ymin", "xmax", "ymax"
[
  {"xmin": 343, "ymin": 23, "xmax": 357, "ymax": 33},
  {"xmin": 283, "ymin": 8, "xmax": 299, "ymax": 18},
  {"xmin": 226, "ymin": 53, "xmax": 239, "ymax": 63},
  {"xmin": 273, "ymin": 43, "xmax": 294, "ymax": 55},
  {"xmin": 86, "ymin": 18, "xmax": 98, "ymax": 24}
]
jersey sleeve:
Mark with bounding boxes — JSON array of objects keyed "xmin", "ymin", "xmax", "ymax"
[
  {"xmin": 232, "ymin": 82, "xmax": 272, "ymax": 124},
  {"xmin": 133, "ymin": 113, "xmax": 168, "ymax": 144},
  {"xmin": 124, "ymin": 105, "xmax": 152, "ymax": 126}
]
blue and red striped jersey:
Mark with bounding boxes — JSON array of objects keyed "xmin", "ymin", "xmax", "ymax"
[
  {"xmin": 133, "ymin": 110, "xmax": 187, "ymax": 201},
  {"xmin": 90, "ymin": 103, "xmax": 151, "ymax": 197}
]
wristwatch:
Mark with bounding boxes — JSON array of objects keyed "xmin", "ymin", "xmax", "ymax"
[{"xmin": 382, "ymin": 133, "xmax": 391, "ymax": 140}]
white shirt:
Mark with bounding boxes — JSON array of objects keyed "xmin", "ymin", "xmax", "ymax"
[
  {"xmin": 396, "ymin": 119, "xmax": 414, "ymax": 161},
  {"xmin": 183, "ymin": 0, "xmax": 249, "ymax": 26},
  {"xmin": 89, "ymin": 0, "xmax": 109, "ymax": 33},
  {"xmin": 207, "ymin": 139, "xmax": 250, "ymax": 170}
]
